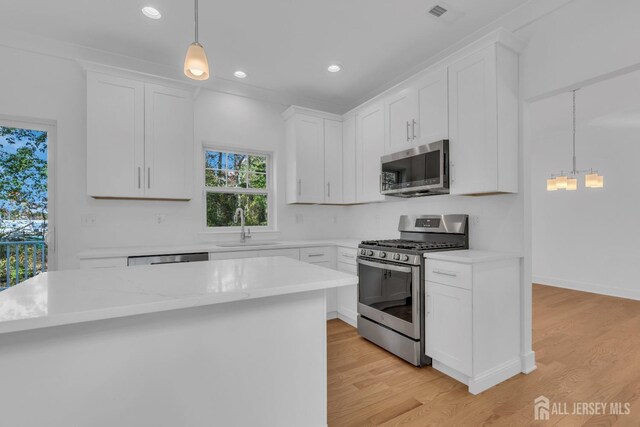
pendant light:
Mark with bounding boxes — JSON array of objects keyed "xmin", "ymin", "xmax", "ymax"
[
  {"xmin": 546, "ymin": 89, "xmax": 604, "ymax": 191},
  {"xmin": 184, "ymin": 0, "xmax": 209, "ymax": 80}
]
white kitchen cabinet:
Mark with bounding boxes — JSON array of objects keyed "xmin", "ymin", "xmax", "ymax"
[
  {"xmin": 385, "ymin": 85, "xmax": 418, "ymax": 152},
  {"xmin": 144, "ymin": 84, "xmax": 194, "ymax": 200},
  {"xmin": 323, "ymin": 120, "xmax": 343, "ymax": 204},
  {"xmin": 448, "ymin": 44, "xmax": 518, "ymax": 195},
  {"xmin": 336, "ymin": 246, "xmax": 358, "ymax": 327},
  {"xmin": 356, "ymin": 102, "xmax": 386, "ymax": 203},
  {"xmin": 87, "ymin": 73, "xmax": 145, "ymax": 199},
  {"xmin": 384, "ymin": 67, "xmax": 448, "ymax": 154},
  {"xmin": 283, "ymin": 107, "xmax": 343, "ymax": 204},
  {"xmin": 87, "ymin": 72, "xmax": 193, "ymax": 200},
  {"xmin": 425, "ymin": 281, "xmax": 472, "ymax": 375},
  {"xmin": 209, "ymin": 251, "xmax": 260, "ymax": 260},
  {"xmin": 424, "ymin": 254, "xmax": 521, "ymax": 394},
  {"xmin": 342, "ymin": 115, "xmax": 357, "ymax": 203}
]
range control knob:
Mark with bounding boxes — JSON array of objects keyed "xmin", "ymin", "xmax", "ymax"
[
  {"xmin": 402, "ymin": 255, "xmax": 410, "ymax": 262},
  {"xmin": 360, "ymin": 249, "xmax": 366, "ymax": 255},
  {"xmin": 393, "ymin": 253, "xmax": 401, "ymax": 261},
  {"xmin": 367, "ymin": 250, "xmax": 374, "ymax": 256},
  {"xmin": 378, "ymin": 252, "xmax": 387, "ymax": 259}
]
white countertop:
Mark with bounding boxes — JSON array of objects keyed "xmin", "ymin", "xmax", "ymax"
[
  {"xmin": 425, "ymin": 249, "xmax": 522, "ymax": 264},
  {"xmin": 77, "ymin": 239, "xmax": 362, "ymax": 260},
  {"xmin": 0, "ymin": 257, "xmax": 357, "ymax": 336}
]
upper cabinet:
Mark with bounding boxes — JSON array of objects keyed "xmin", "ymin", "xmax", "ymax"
[
  {"xmin": 356, "ymin": 102, "xmax": 386, "ymax": 203},
  {"xmin": 87, "ymin": 71, "xmax": 194, "ymax": 200},
  {"xmin": 385, "ymin": 67, "xmax": 448, "ymax": 153},
  {"xmin": 283, "ymin": 107, "xmax": 343, "ymax": 204},
  {"xmin": 342, "ymin": 115, "xmax": 357, "ymax": 204},
  {"xmin": 448, "ymin": 44, "xmax": 519, "ymax": 195}
]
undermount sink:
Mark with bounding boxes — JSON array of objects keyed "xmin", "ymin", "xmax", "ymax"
[{"xmin": 216, "ymin": 241, "xmax": 279, "ymax": 248}]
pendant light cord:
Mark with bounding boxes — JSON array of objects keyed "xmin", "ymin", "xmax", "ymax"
[
  {"xmin": 194, "ymin": 0, "xmax": 199, "ymax": 44},
  {"xmin": 572, "ymin": 89, "xmax": 577, "ymax": 174}
]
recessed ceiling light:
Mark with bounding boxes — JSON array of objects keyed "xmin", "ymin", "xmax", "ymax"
[
  {"xmin": 234, "ymin": 70, "xmax": 247, "ymax": 79},
  {"xmin": 142, "ymin": 6, "xmax": 162, "ymax": 20},
  {"xmin": 327, "ymin": 64, "xmax": 342, "ymax": 73}
]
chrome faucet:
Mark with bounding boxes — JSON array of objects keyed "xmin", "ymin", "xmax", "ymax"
[{"xmin": 233, "ymin": 208, "xmax": 251, "ymax": 242}]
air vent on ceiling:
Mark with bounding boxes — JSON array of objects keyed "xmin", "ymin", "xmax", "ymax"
[
  {"xmin": 428, "ymin": 5, "xmax": 447, "ymax": 18},
  {"xmin": 425, "ymin": 1, "xmax": 464, "ymax": 24}
]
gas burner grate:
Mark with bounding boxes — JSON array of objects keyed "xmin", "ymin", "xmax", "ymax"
[{"xmin": 361, "ymin": 239, "xmax": 465, "ymax": 251}]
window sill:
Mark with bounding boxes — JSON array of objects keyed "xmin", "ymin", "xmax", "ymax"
[{"xmin": 198, "ymin": 228, "xmax": 281, "ymax": 238}]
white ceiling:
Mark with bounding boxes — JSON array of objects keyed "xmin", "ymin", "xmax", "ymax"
[{"xmin": 0, "ymin": 0, "xmax": 532, "ymax": 111}]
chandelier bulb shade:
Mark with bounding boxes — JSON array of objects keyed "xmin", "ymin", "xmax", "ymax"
[{"xmin": 184, "ymin": 0, "xmax": 210, "ymax": 81}]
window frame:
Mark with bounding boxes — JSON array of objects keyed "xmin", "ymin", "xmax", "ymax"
[{"xmin": 202, "ymin": 145, "xmax": 275, "ymax": 232}]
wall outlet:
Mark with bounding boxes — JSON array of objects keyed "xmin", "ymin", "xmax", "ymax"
[
  {"xmin": 471, "ymin": 215, "xmax": 481, "ymax": 226},
  {"xmin": 295, "ymin": 214, "xmax": 304, "ymax": 224},
  {"xmin": 332, "ymin": 215, "xmax": 338, "ymax": 224},
  {"xmin": 81, "ymin": 214, "xmax": 97, "ymax": 227},
  {"xmin": 155, "ymin": 214, "xmax": 168, "ymax": 225}
]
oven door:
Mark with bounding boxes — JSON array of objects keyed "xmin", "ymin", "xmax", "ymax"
[
  {"xmin": 357, "ymin": 258, "xmax": 421, "ymax": 339},
  {"xmin": 380, "ymin": 140, "xmax": 448, "ymax": 195}
]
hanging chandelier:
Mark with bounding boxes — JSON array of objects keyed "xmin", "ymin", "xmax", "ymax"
[
  {"xmin": 184, "ymin": 0, "xmax": 210, "ymax": 80},
  {"xmin": 546, "ymin": 89, "xmax": 603, "ymax": 191}
]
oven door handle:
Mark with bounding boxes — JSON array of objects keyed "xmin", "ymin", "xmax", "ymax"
[{"xmin": 357, "ymin": 258, "xmax": 413, "ymax": 274}]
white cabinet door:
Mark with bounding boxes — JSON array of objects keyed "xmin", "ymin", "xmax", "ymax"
[
  {"xmin": 356, "ymin": 102, "xmax": 386, "ymax": 203},
  {"xmin": 385, "ymin": 87, "xmax": 418, "ymax": 153},
  {"xmin": 288, "ymin": 114, "xmax": 325, "ymax": 203},
  {"xmin": 342, "ymin": 115, "xmax": 357, "ymax": 204},
  {"xmin": 323, "ymin": 119, "xmax": 343, "ymax": 204},
  {"xmin": 416, "ymin": 67, "xmax": 448, "ymax": 144},
  {"xmin": 144, "ymin": 84, "xmax": 194, "ymax": 200},
  {"xmin": 426, "ymin": 281, "xmax": 472, "ymax": 376},
  {"xmin": 87, "ymin": 73, "xmax": 145, "ymax": 198}
]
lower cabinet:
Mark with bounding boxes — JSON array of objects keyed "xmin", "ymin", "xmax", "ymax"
[
  {"xmin": 425, "ymin": 256, "xmax": 521, "ymax": 394},
  {"xmin": 336, "ymin": 247, "xmax": 358, "ymax": 326}
]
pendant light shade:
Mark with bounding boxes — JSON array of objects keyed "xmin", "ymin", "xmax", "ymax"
[
  {"xmin": 546, "ymin": 89, "xmax": 605, "ymax": 192},
  {"xmin": 184, "ymin": 43, "xmax": 209, "ymax": 80},
  {"xmin": 184, "ymin": 0, "xmax": 209, "ymax": 81}
]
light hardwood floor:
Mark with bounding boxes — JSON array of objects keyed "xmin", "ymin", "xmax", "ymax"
[{"xmin": 327, "ymin": 284, "xmax": 640, "ymax": 426}]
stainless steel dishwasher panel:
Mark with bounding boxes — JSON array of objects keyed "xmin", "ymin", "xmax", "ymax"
[{"xmin": 127, "ymin": 252, "xmax": 209, "ymax": 266}]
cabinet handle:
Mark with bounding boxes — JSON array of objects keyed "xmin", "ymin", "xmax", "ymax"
[
  {"xmin": 308, "ymin": 253, "xmax": 324, "ymax": 258},
  {"xmin": 412, "ymin": 119, "xmax": 417, "ymax": 140},
  {"xmin": 327, "ymin": 182, "xmax": 331, "ymax": 198},
  {"xmin": 147, "ymin": 168, "xmax": 151, "ymax": 189},
  {"xmin": 297, "ymin": 179, "xmax": 301, "ymax": 197},
  {"xmin": 341, "ymin": 254, "xmax": 355, "ymax": 259},
  {"xmin": 137, "ymin": 167, "xmax": 141, "ymax": 189},
  {"xmin": 406, "ymin": 121, "xmax": 410, "ymax": 141},
  {"xmin": 433, "ymin": 269, "xmax": 457, "ymax": 277},
  {"xmin": 426, "ymin": 294, "xmax": 431, "ymax": 315}
]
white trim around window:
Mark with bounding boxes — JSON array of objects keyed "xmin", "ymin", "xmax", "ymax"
[{"xmin": 202, "ymin": 145, "xmax": 275, "ymax": 233}]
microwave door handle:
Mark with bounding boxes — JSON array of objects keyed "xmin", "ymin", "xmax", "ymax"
[{"xmin": 406, "ymin": 121, "xmax": 410, "ymax": 142}]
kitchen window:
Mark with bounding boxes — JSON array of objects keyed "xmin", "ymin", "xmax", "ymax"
[{"xmin": 204, "ymin": 148, "xmax": 272, "ymax": 230}]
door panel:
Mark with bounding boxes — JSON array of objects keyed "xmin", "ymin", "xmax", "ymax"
[
  {"xmin": 144, "ymin": 84, "xmax": 193, "ymax": 200},
  {"xmin": 87, "ymin": 73, "xmax": 144, "ymax": 198},
  {"xmin": 323, "ymin": 119, "xmax": 343, "ymax": 203},
  {"xmin": 356, "ymin": 103, "xmax": 385, "ymax": 203},
  {"xmin": 385, "ymin": 88, "xmax": 418, "ymax": 153},
  {"xmin": 295, "ymin": 115, "xmax": 325, "ymax": 203},
  {"xmin": 417, "ymin": 68, "xmax": 449, "ymax": 143}
]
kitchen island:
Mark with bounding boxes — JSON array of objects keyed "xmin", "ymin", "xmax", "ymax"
[{"xmin": 0, "ymin": 257, "xmax": 357, "ymax": 427}]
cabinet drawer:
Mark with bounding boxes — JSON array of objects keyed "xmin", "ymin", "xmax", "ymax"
[
  {"xmin": 259, "ymin": 248, "xmax": 300, "ymax": 260},
  {"xmin": 300, "ymin": 247, "xmax": 332, "ymax": 263},
  {"xmin": 425, "ymin": 259, "xmax": 472, "ymax": 290},
  {"xmin": 337, "ymin": 247, "xmax": 357, "ymax": 266}
]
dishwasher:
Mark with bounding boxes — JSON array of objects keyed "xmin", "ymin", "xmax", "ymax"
[{"xmin": 127, "ymin": 252, "xmax": 209, "ymax": 266}]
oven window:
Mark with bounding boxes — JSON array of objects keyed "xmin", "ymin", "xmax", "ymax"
[{"xmin": 358, "ymin": 262, "xmax": 413, "ymax": 323}]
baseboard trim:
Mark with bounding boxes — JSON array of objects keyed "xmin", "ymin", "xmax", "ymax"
[
  {"xmin": 468, "ymin": 357, "xmax": 522, "ymax": 395},
  {"xmin": 326, "ymin": 311, "xmax": 338, "ymax": 320},
  {"xmin": 521, "ymin": 351, "xmax": 537, "ymax": 374},
  {"xmin": 432, "ymin": 360, "xmax": 469, "ymax": 386},
  {"xmin": 337, "ymin": 312, "xmax": 356, "ymax": 328},
  {"xmin": 534, "ymin": 276, "xmax": 640, "ymax": 301}
]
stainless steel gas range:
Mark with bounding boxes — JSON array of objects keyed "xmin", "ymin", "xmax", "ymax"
[{"xmin": 356, "ymin": 214, "xmax": 469, "ymax": 366}]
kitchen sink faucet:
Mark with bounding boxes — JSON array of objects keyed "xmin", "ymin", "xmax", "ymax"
[{"xmin": 233, "ymin": 208, "xmax": 251, "ymax": 242}]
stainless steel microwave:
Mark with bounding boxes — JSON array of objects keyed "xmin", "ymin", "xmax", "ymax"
[{"xmin": 380, "ymin": 140, "xmax": 449, "ymax": 197}]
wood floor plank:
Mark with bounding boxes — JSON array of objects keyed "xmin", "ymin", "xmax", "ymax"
[{"xmin": 328, "ymin": 285, "xmax": 640, "ymax": 426}]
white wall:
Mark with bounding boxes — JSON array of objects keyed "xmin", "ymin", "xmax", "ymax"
[
  {"xmin": 0, "ymin": 45, "xmax": 348, "ymax": 270},
  {"xmin": 530, "ymin": 69, "xmax": 640, "ymax": 299}
]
